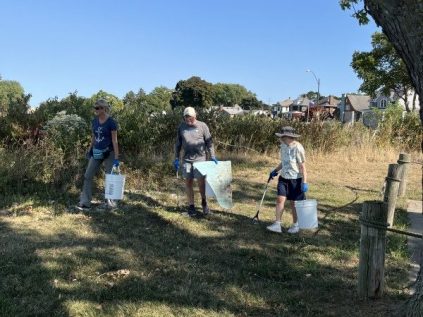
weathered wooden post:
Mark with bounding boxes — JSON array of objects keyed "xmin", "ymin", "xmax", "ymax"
[
  {"xmin": 383, "ymin": 163, "xmax": 402, "ymax": 227},
  {"xmin": 358, "ymin": 201, "xmax": 388, "ymax": 299},
  {"xmin": 397, "ymin": 153, "xmax": 411, "ymax": 197}
]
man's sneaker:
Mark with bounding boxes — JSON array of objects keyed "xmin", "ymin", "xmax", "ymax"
[
  {"xmin": 201, "ymin": 202, "xmax": 210, "ymax": 215},
  {"xmin": 287, "ymin": 222, "xmax": 300, "ymax": 234},
  {"xmin": 266, "ymin": 222, "xmax": 282, "ymax": 233},
  {"xmin": 75, "ymin": 203, "xmax": 90, "ymax": 211},
  {"xmin": 183, "ymin": 205, "xmax": 198, "ymax": 217}
]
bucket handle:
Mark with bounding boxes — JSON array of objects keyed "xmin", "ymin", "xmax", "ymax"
[{"xmin": 111, "ymin": 166, "xmax": 120, "ymax": 175}]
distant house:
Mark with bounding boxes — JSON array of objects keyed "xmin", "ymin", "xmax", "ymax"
[
  {"xmin": 317, "ymin": 95, "xmax": 339, "ymax": 116},
  {"xmin": 371, "ymin": 95, "xmax": 390, "ymax": 110},
  {"xmin": 371, "ymin": 90, "xmax": 420, "ymax": 112},
  {"xmin": 340, "ymin": 94, "xmax": 371, "ymax": 123},
  {"xmin": 247, "ymin": 109, "xmax": 271, "ymax": 117},
  {"xmin": 290, "ymin": 97, "xmax": 311, "ymax": 112},
  {"xmin": 272, "ymin": 98, "xmax": 292, "ymax": 117},
  {"xmin": 219, "ymin": 104, "xmax": 244, "ymax": 117}
]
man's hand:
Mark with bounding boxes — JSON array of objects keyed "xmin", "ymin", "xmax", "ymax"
[{"xmin": 173, "ymin": 158, "xmax": 180, "ymax": 171}]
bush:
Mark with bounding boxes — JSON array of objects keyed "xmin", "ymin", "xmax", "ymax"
[{"xmin": 44, "ymin": 111, "xmax": 89, "ymax": 155}]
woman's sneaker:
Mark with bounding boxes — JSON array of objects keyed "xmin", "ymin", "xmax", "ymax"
[
  {"xmin": 266, "ymin": 222, "xmax": 282, "ymax": 233},
  {"xmin": 287, "ymin": 222, "xmax": 299, "ymax": 234},
  {"xmin": 75, "ymin": 203, "xmax": 90, "ymax": 211}
]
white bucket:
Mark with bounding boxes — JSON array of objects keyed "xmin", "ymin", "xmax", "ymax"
[
  {"xmin": 295, "ymin": 199, "xmax": 318, "ymax": 229},
  {"xmin": 105, "ymin": 173, "xmax": 126, "ymax": 200}
]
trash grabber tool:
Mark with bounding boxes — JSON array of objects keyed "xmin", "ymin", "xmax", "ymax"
[{"xmin": 252, "ymin": 175, "xmax": 273, "ymax": 223}]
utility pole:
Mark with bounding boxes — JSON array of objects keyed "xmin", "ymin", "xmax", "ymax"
[{"xmin": 306, "ymin": 69, "xmax": 320, "ymax": 122}]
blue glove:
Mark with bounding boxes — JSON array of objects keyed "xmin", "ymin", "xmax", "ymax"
[
  {"xmin": 302, "ymin": 183, "xmax": 309, "ymax": 193},
  {"xmin": 173, "ymin": 158, "xmax": 180, "ymax": 171},
  {"xmin": 113, "ymin": 159, "xmax": 120, "ymax": 167},
  {"xmin": 211, "ymin": 157, "xmax": 218, "ymax": 164},
  {"xmin": 269, "ymin": 169, "xmax": 278, "ymax": 180}
]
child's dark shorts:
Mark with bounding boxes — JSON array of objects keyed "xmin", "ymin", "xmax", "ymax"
[{"xmin": 277, "ymin": 176, "xmax": 305, "ymax": 201}]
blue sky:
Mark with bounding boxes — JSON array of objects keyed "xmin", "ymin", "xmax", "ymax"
[{"xmin": 0, "ymin": 0, "xmax": 378, "ymax": 107}]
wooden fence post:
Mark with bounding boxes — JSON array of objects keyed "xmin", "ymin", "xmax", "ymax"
[
  {"xmin": 383, "ymin": 164, "xmax": 402, "ymax": 227},
  {"xmin": 358, "ymin": 201, "xmax": 388, "ymax": 299},
  {"xmin": 397, "ymin": 153, "xmax": 411, "ymax": 197}
]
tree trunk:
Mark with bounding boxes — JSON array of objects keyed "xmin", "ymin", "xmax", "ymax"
[
  {"xmin": 403, "ymin": 89, "xmax": 411, "ymax": 112},
  {"xmin": 364, "ymin": 1, "xmax": 423, "ymax": 313},
  {"xmin": 412, "ymin": 91, "xmax": 417, "ymax": 111},
  {"xmin": 364, "ymin": 0, "xmax": 423, "ymax": 124}
]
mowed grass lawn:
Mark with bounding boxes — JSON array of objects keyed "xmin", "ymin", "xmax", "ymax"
[{"xmin": 0, "ymin": 148, "xmax": 421, "ymax": 317}]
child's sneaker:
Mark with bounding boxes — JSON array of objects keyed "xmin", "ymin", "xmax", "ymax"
[
  {"xmin": 266, "ymin": 222, "xmax": 282, "ymax": 233},
  {"xmin": 287, "ymin": 222, "xmax": 299, "ymax": 234}
]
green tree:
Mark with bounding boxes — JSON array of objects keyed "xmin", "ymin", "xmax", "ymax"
[
  {"xmin": 123, "ymin": 88, "xmax": 147, "ymax": 109},
  {"xmin": 212, "ymin": 83, "xmax": 256, "ymax": 106},
  {"xmin": 170, "ymin": 76, "xmax": 213, "ymax": 109},
  {"xmin": 146, "ymin": 86, "xmax": 173, "ymax": 112},
  {"xmin": 340, "ymin": 0, "xmax": 423, "ymax": 124},
  {"xmin": 341, "ymin": 1, "xmax": 423, "ymax": 313},
  {"xmin": 351, "ymin": 32, "xmax": 415, "ymax": 112},
  {"xmin": 123, "ymin": 87, "xmax": 172, "ymax": 114},
  {"xmin": 0, "ymin": 79, "xmax": 25, "ymax": 114},
  {"xmin": 0, "ymin": 94, "xmax": 32, "ymax": 143},
  {"xmin": 240, "ymin": 95, "xmax": 264, "ymax": 110},
  {"xmin": 34, "ymin": 92, "xmax": 91, "ymax": 125},
  {"xmin": 87, "ymin": 90, "xmax": 124, "ymax": 112}
]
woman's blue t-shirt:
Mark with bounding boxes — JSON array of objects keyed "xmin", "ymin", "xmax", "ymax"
[{"xmin": 92, "ymin": 117, "xmax": 118, "ymax": 150}]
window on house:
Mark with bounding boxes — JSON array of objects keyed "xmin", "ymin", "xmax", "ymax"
[{"xmin": 380, "ymin": 99, "xmax": 387, "ymax": 109}]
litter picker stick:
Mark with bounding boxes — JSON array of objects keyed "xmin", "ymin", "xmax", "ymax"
[{"xmin": 252, "ymin": 175, "xmax": 273, "ymax": 223}]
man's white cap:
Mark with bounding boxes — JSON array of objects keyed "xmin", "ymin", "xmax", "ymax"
[{"xmin": 183, "ymin": 106, "xmax": 196, "ymax": 117}]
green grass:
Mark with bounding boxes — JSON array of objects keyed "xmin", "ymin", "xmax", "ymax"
[{"xmin": 0, "ymin": 149, "xmax": 420, "ymax": 316}]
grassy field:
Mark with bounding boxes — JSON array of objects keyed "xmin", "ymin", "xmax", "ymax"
[{"xmin": 0, "ymin": 147, "xmax": 421, "ymax": 317}]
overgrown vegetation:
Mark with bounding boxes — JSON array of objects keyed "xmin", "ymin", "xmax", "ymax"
[{"xmin": 0, "ymin": 93, "xmax": 421, "ymax": 196}]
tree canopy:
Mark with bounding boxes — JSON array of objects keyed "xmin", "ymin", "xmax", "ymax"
[
  {"xmin": 341, "ymin": 0, "xmax": 423, "ymax": 123},
  {"xmin": 0, "ymin": 79, "xmax": 25, "ymax": 114},
  {"xmin": 212, "ymin": 83, "xmax": 256, "ymax": 107},
  {"xmin": 351, "ymin": 32, "xmax": 415, "ymax": 111},
  {"xmin": 170, "ymin": 76, "xmax": 214, "ymax": 109}
]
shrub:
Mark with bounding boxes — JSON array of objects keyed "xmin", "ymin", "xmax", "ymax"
[{"xmin": 44, "ymin": 112, "xmax": 89, "ymax": 155}]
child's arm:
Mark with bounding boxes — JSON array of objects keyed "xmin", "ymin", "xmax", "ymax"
[
  {"xmin": 273, "ymin": 163, "xmax": 282, "ymax": 172},
  {"xmin": 299, "ymin": 162, "xmax": 307, "ymax": 183}
]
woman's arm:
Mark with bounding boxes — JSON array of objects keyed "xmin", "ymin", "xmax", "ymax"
[{"xmin": 111, "ymin": 130, "xmax": 119, "ymax": 160}]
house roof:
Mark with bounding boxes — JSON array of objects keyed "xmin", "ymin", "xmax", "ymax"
[
  {"xmin": 346, "ymin": 94, "xmax": 371, "ymax": 111},
  {"xmin": 278, "ymin": 98, "xmax": 293, "ymax": 107},
  {"xmin": 318, "ymin": 95, "xmax": 339, "ymax": 106},
  {"xmin": 293, "ymin": 97, "xmax": 311, "ymax": 107},
  {"xmin": 221, "ymin": 106, "xmax": 244, "ymax": 115}
]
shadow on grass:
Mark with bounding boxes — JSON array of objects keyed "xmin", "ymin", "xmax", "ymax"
[
  {"xmin": 0, "ymin": 221, "xmax": 67, "ymax": 316},
  {"xmin": 0, "ymin": 179, "xmax": 405, "ymax": 316}
]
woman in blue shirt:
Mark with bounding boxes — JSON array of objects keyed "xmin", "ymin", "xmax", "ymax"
[{"xmin": 76, "ymin": 99, "xmax": 120, "ymax": 210}]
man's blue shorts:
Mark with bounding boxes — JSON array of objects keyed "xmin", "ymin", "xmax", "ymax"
[{"xmin": 277, "ymin": 176, "xmax": 305, "ymax": 201}]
